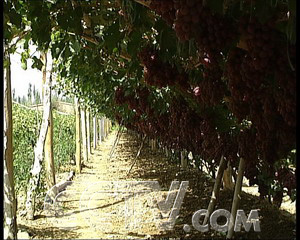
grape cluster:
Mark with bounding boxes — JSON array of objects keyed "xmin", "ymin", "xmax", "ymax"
[
  {"xmin": 194, "ymin": 68, "xmax": 225, "ymax": 107},
  {"xmin": 199, "ymin": 119, "xmax": 220, "ymax": 161},
  {"xmin": 173, "ymin": 0, "xmax": 237, "ymax": 51},
  {"xmin": 237, "ymin": 128, "xmax": 278, "ymax": 189},
  {"xmin": 225, "ymin": 17, "xmax": 296, "ymax": 166},
  {"xmin": 238, "ymin": 17, "xmax": 296, "ymax": 128},
  {"xmin": 139, "ymin": 47, "xmax": 177, "ymax": 88},
  {"xmin": 225, "ymin": 48, "xmax": 250, "ymax": 121},
  {"xmin": 239, "ymin": 17, "xmax": 280, "ymax": 73},
  {"xmin": 274, "ymin": 47, "xmax": 296, "ymax": 128},
  {"xmin": 139, "ymin": 47, "xmax": 193, "ymax": 91},
  {"xmin": 114, "ymin": 85, "xmax": 153, "ymax": 119}
]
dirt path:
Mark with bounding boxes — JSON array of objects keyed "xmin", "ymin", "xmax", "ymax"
[
  {"xmin": 18, "ymin": 130, "xmax": 296, "ymax": 239},
  {"xmin": 19, "ymin": 130, "xmax": 166, "ymax": 239}
]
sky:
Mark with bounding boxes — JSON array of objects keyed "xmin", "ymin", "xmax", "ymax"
[
  {"xmin": 10, "ymin": 44, "xmax": 53, "ymax": 98},
  {"xmin": 11, "ymin": 52, "xmax": 43, "ymax": 98}
]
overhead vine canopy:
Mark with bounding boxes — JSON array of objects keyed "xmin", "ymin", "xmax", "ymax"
[{"xmin": 4, "ymin": 0, "xmax": 296, "ymax": 201}]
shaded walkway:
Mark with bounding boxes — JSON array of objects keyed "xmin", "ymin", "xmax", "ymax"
[{"xmin": 18, "ymin": 130, "xmax": 296, "ymax": 239}]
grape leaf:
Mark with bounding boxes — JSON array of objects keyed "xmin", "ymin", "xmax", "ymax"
[{"xmin": 31, "ymin": 56, "xmax": 43, "ymax": 70}]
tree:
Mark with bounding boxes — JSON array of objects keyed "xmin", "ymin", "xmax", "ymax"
[
  {"xmin": 21, "ymin": 96, "xmax": 26, "ymax": 105},
  {"xmin": 35, "ymin": 91, "xmax": 41, "ymax": 104},
  {"xmin": 42, "ymin": 51, "xmax": 56, "ymax": 191},
  {"xmin": 12, "ymin": 88, "xmax": 16, "ymax": 102},
  {"xmin": 27, "ymin": 83, "xmax": 32, "ymax": 105},
  {"xmin": 32, "ymin": 85, "xmax": 37, "ymax": 104},
  {"xmin": 4, "ymin": 44, "xmax": 18, "ymax": 240},
  {"xmin": 25, "ymin": 61, "xmax": 53, "ymax": 220}
]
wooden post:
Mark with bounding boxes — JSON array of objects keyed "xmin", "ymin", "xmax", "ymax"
[
  {"xmin": 86, "ymin": 110, "xmax": 91, "ymax": 155},
  {"xmin": 106, "ymin": 119, "xmax": 108, "ymax": 135},
  {"xmin": 203, "ymin": 156, "xmax": 226, "ymax": 225},
  {"xmin": 4, "ymin": 48, "xmax": 17, "ymax": 239},
  {"xmin": 105, "ymin": 118, "xmax": 108, "ymax": 137},
  {"xmin": 80, "ymin": 107, "xmax": 88, "ymax": 163},
  {"xmin": 102, "ymin": 118, "xmax": 105, "ymax": 139},
  {"xmin": 75, "ymin": 98, "xmax": 81, "ymax": 173},
  {"xmin": 227, "ymin": 158, "xmax": 246, "ymax": 239},
  {"xmin": 223, "ymin": 161, "xmax": 234, "ymax": 190},
  {"xmin": 104, "ymin": 118, "xmax": 107, "ymax": 137},
  {"xmin": 181, "ymin": 150, "xmax": 187, "ymax": 170},
  {"xmin": 98, "ymin": 118, "xmax": 102, "ymax": 145},
  {"xmin": 101, "ymin": 118, "xmax": 105, "ymax": 140},
  {"xmin": 42, "ymin": 51, "xmax": 56, "ymax": 190},
  {"xmin": 93, "ymin": 116, "xmax": 97, "ymax": 150}
]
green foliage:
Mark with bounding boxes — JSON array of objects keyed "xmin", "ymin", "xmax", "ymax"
[
  {"xmin": 53, "ymin": 111, "xmax": 76, "ymax": 171},
  {"xmin": 12, "ymin": 103, "xmax": 75, "ymax": 193},
  {"xmin": 13, "ymin": 104, "xmax": 39, "ymax": 193}
]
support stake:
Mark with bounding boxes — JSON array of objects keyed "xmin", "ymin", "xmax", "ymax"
[
  {"xmin": 203, "ymin": 155, "xmax": 226, "ymax": 225},
  {"xmin": 227, "ymin": 158, "xmax": 245, "ymax": 239}
]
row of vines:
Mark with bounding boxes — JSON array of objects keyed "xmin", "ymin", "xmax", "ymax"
[
  {"xmin": 4, "ymin": 0, "xmax": 296, "ymax": 236},
  {"xmin": 113, "ymin": 0, "xmax": 296, "ymax": 205},
  {"xmin": 12, "ymin": 103, "xmax": 75, "ymax": 195}
]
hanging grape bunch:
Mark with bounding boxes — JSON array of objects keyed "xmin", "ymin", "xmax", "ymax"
[
  {"xmin": 139, "ymin": 47, "xmax": 179, "ymax": 88},
  {"xmin": 274, "ymin": 45, "xmax": 296, "ymax": 128},
  {"xmin": 194, "ymin": 68, "xmax": 225, "ymax": 107},
  {"xmin": 225, "ymin": 47, "xmax": 250, "ymax": 122},
  {"xmin": 173, "ymin": 0, "xmax": 237, "ymax": 52},
  {"xmin": 237, "ymin": 16, "xmax": 296, "ymax": 128}
]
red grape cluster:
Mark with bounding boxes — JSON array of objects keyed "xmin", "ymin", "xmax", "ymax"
[
  {"xmin": 194, "ymin": 68, "xmax": 225, "ymax": 107},
  {"xmin": 199, "ymin": 119, "xmax": 220, "ymax": 161},
  {"xmin": 225, "ymin": 47, "xmax": 250, "ymax": 121},
  {"xmin": 114, "ymin": 85, "xmax": 153, "ymax": 118},
  {"xmin": 139, "ymin": 47, "xmax": 177, "ymax": 88},
  {"xmin": 237, "ymin": 17, "xmax": 296, "ymax": 128},
  {"xmin": 239, "ymin": 17, "xmax": 280, "ymax": 73},
  {"xmin": 274, "ymin": 47, "xmax": 296, "ymax": 128},
  {"xmin": 173, "ymin": 0, "xmax": 237, "ymax": 51},
  {"xmin": 225, "ymin": 17, "xmax": 296, "ymax": 166}
]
